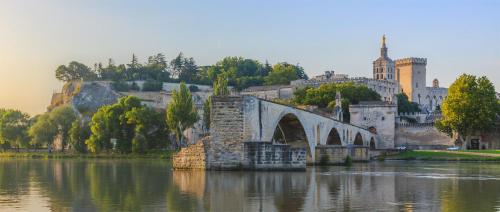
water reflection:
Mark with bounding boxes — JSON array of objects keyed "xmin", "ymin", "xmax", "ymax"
[{"xmin": 0, "ymin": 159, "xmax": 500, "ymax": 211}]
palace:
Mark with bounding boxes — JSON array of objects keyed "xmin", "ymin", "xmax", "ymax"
[{"xmin": 285, "ymin": 35, "xmax": 448, "ymax": 112}]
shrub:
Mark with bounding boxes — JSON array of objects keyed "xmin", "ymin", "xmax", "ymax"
[
  {"xmin": 142, "ymin": 80, "xmax": 163, "ymax": 91},
  {"xmin": 344, "ymin": 155, "xmax": 353, "ymax": 166},
  {"xmin": 130, "ymin": 82, "xmax": 140, "ymax": 91},
  {"xmin": 189, "ymin": 85, "xmax": 200, "ymax": 92},
  {"xmin": 111, "ymin": 81, "xmax": 130, "ymax": 92}
]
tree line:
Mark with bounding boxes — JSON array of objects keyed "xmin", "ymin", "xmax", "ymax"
[
  {"xmin": 0, "ymin": 82, "xmax": 205, "ymax": 153},
  {"xmin": 55, "ymin": 53, "xmax": 309, "ymax": 91}
]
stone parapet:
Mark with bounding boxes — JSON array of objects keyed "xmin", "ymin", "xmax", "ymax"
[{"xmin": 395, "ymin": 57, "xmax": 427, "ymax": 66}]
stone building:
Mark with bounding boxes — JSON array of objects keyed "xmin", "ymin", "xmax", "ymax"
[
  {"xmin": 290, "ymin": 35, "xmax": 448, "ymax": 112},
  {"xmin": 349, "ymin": 101, "xmax": 397, "ymax": 149}
]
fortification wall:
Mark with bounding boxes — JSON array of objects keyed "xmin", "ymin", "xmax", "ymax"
[{"xmin": 394, "ymin": 125, "xmax": 452, "ymax": 148}]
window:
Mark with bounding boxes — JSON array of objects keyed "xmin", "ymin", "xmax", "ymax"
[
  {"xmin": 416, "ymin": 83, "xmax": 418, "ymax": 88},
  {"xmin": 382, "ymin": 117, "xmax": 385, "ymax": 121}
]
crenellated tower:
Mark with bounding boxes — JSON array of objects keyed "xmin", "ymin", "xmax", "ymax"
[{"xmin": 395, "ymin": 57, "xmax": 427, "ymax": 103}]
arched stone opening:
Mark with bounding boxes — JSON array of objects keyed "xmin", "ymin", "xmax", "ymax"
[
  {"xmin": 353, "ymin": 133, "xmax": 364, "ymax": 146},
  {"xmin": 326, "ymin": 128, "xmax": 342, "ymax": 145},
  {"xmin": 272, "ymin": 113, "xmax": 312, "ymax": 163},
  {"xmin": 369, "ymin": 137, "xmax": 376, "ymax": 150}
]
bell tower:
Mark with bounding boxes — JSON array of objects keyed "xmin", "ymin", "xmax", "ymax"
[{"xmin": 373, "ymin": 35, "xmax": 395, "ymax": 81}]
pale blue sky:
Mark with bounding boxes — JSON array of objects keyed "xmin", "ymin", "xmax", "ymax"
[{"xmin": 0, "ymin": 0, "xmax": 499, "ymax": 114}]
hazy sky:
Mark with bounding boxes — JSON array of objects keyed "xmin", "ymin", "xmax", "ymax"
[{"xmin": 1, "ymin": 0, "xmax": 499, "ymax": 115}]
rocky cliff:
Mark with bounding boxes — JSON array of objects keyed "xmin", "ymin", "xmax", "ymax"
[{"xmin": 49, "ymin": 81, "xmax": 122, "ymax": 115}]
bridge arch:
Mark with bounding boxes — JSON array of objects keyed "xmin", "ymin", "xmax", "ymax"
[
  {"xmin": 369, "ymin": 137, "xmax": 376, "ymax": 149},
  {"xmin": 326, "ymin": 128, "xmax": 342, "ymax": 145},
  {"xmin": 271, "ymin": 113, "xmax": 313, "ymax": 163},
  {"xmin": 353, "ymin": 132, "xmax": 364, "ymax": 146}
]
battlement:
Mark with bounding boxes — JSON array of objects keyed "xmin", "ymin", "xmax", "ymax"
[{"xmin": 395, "ymin": 57, "xmax": 427, "ymax": 66}]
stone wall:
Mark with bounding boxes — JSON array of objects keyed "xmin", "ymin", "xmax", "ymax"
[
  {"xmin": 243, "ymin": 142, "xmax": 306, "ymax": 170},
  {"xmin": 315, "ymin": 146, "xmax": 369, "ymax": 164},
  {"xmin": 349, "ymin": 102, "xmax": 397, "ymax": 149},
  {"xmin": 172, "ymin": 140, "xmax": 206, "ymax": 169},
  {"xmin": 394, "ymin": 125, "xmax": 452, "ymax": 148}
]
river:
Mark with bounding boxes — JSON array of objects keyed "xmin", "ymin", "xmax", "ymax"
[{"xmin": 0, "ymin": 159, "xmax": 499, "ymax": 211}]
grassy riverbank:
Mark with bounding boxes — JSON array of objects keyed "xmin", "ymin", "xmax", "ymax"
[
  {"xmin": 0, "ymin": 150, "xmax": 175, "ymax": 159},
  {"xmin": 387, "ymin": 150, "xmax": 500, "ymax": 161}
]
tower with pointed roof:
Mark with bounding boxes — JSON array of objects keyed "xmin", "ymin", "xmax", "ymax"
[{"xmin": 373, "ymin": 35, "xmax": 395, "ymax": 81}]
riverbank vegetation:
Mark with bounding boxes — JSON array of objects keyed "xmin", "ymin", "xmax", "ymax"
[
  {"xmin": 387, "ymin": 150, "xmax": 500, "ymax": 161},
  {"xmin": 0, "ymin": 150, "xmax": 174, "ymax": 159}
]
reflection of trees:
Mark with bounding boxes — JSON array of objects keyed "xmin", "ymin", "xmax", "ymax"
[
  {"xmin": 439, "ymin": 164, "xmax": 500, "ymax": 212},
  {"xmin": 3, "ymin": 160, "xmax": 500, "ymax": 211},
  {"xmin": 0, "ymin": 159, "xmax": 170, "ymax": 211},
  {"xmin": 0, "ymin": 160, "xmax": 32, "ymax": 201}
]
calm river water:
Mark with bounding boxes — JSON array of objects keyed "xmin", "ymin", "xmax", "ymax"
[{"xmin": 0, "ymin": 159, "xmax": 499, "ymax": 211}]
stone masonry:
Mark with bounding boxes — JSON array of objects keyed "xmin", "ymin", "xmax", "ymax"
[
  {"xmin": 315, "ymin": 146, "xmax": 369, "ymax": 165},
  {"xmin": 243, "ymin": 142, "xmax": 306, "ymax": 170},
  {"xmin": 172, "ymin": 137, "xmax": 208, "ymax": 169},
  {"xmin": 205, "ymin": 96, "xmax": 246, "ymax": 169}
]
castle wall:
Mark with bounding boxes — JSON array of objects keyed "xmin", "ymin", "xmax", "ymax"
[
  {"xmin": 395, "ymin": 58, "xmax": 427, "ymax": 103},
  {"xmin": 349, "ymin": 103, "xmax": 397, "ymax": 149},
  {"xmin": 394, "ymin": 124, "xmax": 453, "ymax": 148}
]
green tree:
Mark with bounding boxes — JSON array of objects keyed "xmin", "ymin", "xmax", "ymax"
[
  {"xmin": 213, "ymin": 75, "xmax": 229, "ymax": 96},
  {"xmin": 69, "ymin": 118, "xmax": 91, "ymax": 153},
  {"xmin": 436, "ymin": 74, "xmax": 499, "ymax": 143},
  {"xmin": 293, "ymin": 82, "xmax": 381, "ymax": 121},
  {"xmin": 396, "ymin": 93, "xmax": 420, "ymax": 113},
  {"xmin": 125, "ymin": 107, "xmax": 168, "ymax": 153},
  {"xmin": 29, "ymin": 113, "xmax": 57, "ymax": 149},
  {"xmin": 169, "ymin": 52, "xmax": 198, "ymax": 83},
  {"xmin": 145, "ymin": 53, "xmax": 170, "ymax": 81},
  {"xmin": 166, "ymin": 82, "xmax": 198, "ymax": 148},
  {"xmin": 0, "ymin": 109, "xmax": 30, "ymax": 151},
  {"xmin": 126, "ymin": 54, "xmax": 142, "ymax": 80},
  {"xmin": 203, "ymin": 98, "xmax": 211, "ymax": 132},
  {"xmin": 206, "ymin": 57, "xmax": 265, "ymax": 90},
  {"xmin": 86, "ymin": 96, "xmax": 142, "ymax": 153},
  {"xmin": 264, "ymin": 63, "xmax": 308, "ymax": 85},
  {"xmin": 48, "ymin": 106, "xmax": 77, "ymax": 151},
  {"xmin": 55, "ymin": 61, "xmax": 96, "ymax": 82}
]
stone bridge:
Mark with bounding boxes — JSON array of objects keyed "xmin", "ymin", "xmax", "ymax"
[{"xmin": 209, "ymin": 96, "xmax": 379, "ymax": 165}]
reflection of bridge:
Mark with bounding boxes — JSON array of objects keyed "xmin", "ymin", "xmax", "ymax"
[{"xmin": 210, "ymin": 96, "xmax": 378, "ymax": 164}]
